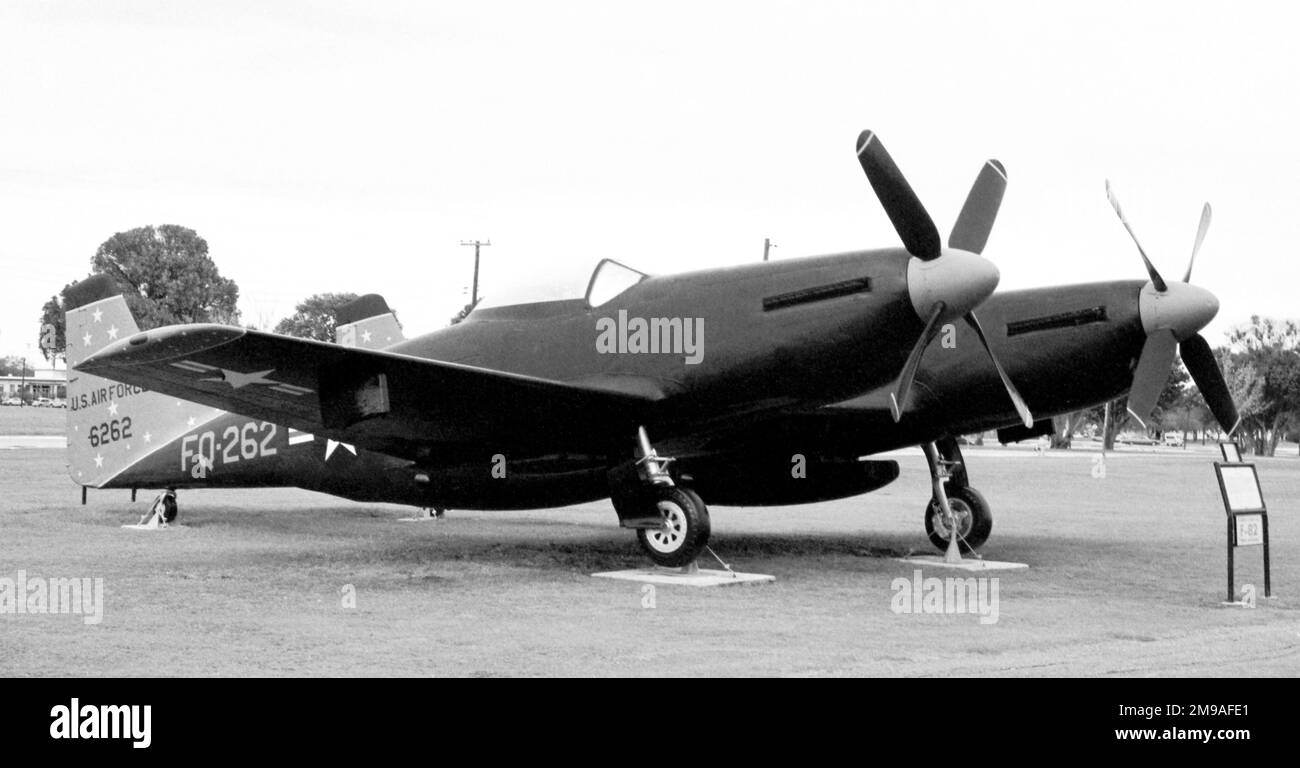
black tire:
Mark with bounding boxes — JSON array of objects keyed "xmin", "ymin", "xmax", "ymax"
[
  {"xmin": 161, "ymin": 493, "xmax": 178, "ymax": 523},
  {"xmin": 924, "ymin": 486, "xmax": 991, "ymax": 553},
  {"xmin": 635, "ymin": 486, "xmax": 711, "ymax": 567}
]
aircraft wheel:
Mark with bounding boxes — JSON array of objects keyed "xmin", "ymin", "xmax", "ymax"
[
  {"xmin": 636, "ymin": 486, "xmax": 711, "ymax": 567},
  {"xmin": 160, "ymin": 491, "xmax": 178, "ymax": 523},
  {"xmin": 925, "ymin": 486, "xmax": 991, "ymax": 553}
]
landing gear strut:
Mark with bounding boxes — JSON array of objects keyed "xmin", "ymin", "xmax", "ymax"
[
  {"xmin": 613, "ymin": 427, "xmax": 712, "ymax": 567},
  {"xmin": 922, "ymin": 438, "xmax": 992, "ymax": 554}
]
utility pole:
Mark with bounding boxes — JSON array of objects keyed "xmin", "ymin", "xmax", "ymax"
[
  {"xmin": 763, "ymin": 238, "xmax": 777, "ymax": 262},
  {"xmin": 460, "ymin": 240, "xmax": 491, "ymax": 305}
]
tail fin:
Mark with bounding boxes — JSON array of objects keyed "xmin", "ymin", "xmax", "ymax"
[
  {"xmin": 334, "ymin": 293, "xmax": 405, "ymax": 349},
  {"xmin": 64, "ymin": 276, "xmax": 224, "ymax": 488}
]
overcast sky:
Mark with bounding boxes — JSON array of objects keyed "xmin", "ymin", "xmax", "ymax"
[{"xmin": 2, "ymin": 0, "xmax": 1296, "ymax": 364}]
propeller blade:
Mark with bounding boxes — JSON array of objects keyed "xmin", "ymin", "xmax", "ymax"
[
  {"xmin": 856, "ymin": 130, "xmax": 942, "ymax": 261},
  {"xmin": 1183, "ymin": 202, "xmax": 1212, "ymax": 283},
  {"xmin": 948, "ymin": 160, "xmax": 1007, "ymax": 255},
  {"xmin": 1125, "ymin": 329, "xmax": 1178, "ymax": 427},
  {"xmin": 1105, "ymin": 179, "xmax": 1168, "ymax": 292},
  {"xmin": 890, "ymin": 301, "xmax": 947, "ymax": 422},
  {"xmin": 1180, "ymin": 333, "xmax": 1241, "ymax": 435},
  {"xmin": 963, "ymin": 311, "xmax": 1033, "ymax": 427}
]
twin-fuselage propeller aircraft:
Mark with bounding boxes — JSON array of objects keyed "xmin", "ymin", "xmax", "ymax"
[{"xmin": 71, "ymin": 130, "xmax": 1237, "ymax": 566}]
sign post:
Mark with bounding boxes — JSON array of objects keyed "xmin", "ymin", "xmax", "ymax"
[{"xmin": 1213, "ymin": 455, "xmax": 1271, "ymax": 603}]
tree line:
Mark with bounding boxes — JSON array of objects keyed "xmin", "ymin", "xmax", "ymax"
[
  {"xmin": 38, "ymin": 224, "xmax": 399, "ymax": 357},
  {"xmin": 1044, "ymin": 315, "xmax": 1299, "ymax": 457}
]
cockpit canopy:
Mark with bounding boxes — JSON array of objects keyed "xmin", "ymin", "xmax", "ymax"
[
  {"xmin": 584, "ymin": 259, "xmax": 647, "ymax": 307},
  {"xmin": 472, "ymin": 258, "xmax": 648, "ymax": 313}
]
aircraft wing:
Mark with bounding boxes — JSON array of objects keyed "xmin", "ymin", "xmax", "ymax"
[{"xmin": 76, "ymin": 324, "xmax": 659, "ymax": 462}]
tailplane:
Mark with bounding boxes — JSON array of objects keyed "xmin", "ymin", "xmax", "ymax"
[{"xmin": 334, "ymin": 293, "xmax": 404, "ymax": 349}]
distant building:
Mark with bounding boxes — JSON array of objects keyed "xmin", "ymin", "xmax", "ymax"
[{"xmin": 0, "ymin": 369, "xmax": 67, "ymax": 402}]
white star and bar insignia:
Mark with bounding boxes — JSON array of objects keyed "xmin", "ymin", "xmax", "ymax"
[
  {"xmin": 202, "ymin": 368, "xmax": 277, "ymax": 389},
  {"xmin": 169, "ymin": 360, "xmax": 314, "ymax": 396},
  {"xmin": 325, "ymin": 440, "xmax": 357, "ymax": 461}
]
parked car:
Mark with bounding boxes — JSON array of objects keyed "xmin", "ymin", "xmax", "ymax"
[
  {"xmin": 33, "ymin": 397, "xmax": 53, "ymax": 407},
  {"xmin": 1163, "ymin": 431, "xmax": 1185, "ymax": 447},
  {"xmin": 1, "ymin": 397, "xmax": 21, "ymax": 406}
]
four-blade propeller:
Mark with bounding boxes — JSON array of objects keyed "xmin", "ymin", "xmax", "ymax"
[
  {"xmin": 1105, "ymin": 183, "xmax": 1239, "ymax": 435},
  {"xmin": 856, "ymin": 131, "xmax": 1032, "ymax": 428}
]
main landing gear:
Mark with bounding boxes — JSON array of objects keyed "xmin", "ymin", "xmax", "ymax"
[
  {"xmin": 611, "ymin": 427, "xmax": 712, "ymax": 568},
  {"xmin": 636, "ymin": 486, "xmax": 711, "ymax": 568},
  {"xmin": 921, "ymin": 438, "xmax": 992, "ymax": 555}
]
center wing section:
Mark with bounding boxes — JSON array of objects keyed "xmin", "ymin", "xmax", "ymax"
[{"xmin": 76, "ymin": 324, "xmax": 659, "ymax": 462}]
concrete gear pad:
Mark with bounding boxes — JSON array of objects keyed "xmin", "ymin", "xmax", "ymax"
[
  {"xmin": 894, "ymin": 556, "xmax": 1028, "ymax": 571},
  {"xmin": 592, "ymin": 567, "xmax": 775, "ymax": 586}
]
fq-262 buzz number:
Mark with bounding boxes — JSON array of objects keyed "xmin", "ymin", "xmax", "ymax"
[{"xmin": 181, "ymin": 421, "xmax": 278, "ymax": 475}]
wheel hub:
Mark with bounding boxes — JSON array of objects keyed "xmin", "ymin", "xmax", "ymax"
[
  {"xmin": 645, "ymin": 501, "xmax": 686, "ymax": 554},
  {"xmin": 931, "ymin": 498, "xmax": 972, "ymax": 539}
]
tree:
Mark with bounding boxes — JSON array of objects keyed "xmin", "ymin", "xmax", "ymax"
[
  {"xmin": 92, "ymin": 225, "xmax": 240, "ymax": 328},
  {"xmin": 37, "ymin": 283, "xmax": 75, "ymax": 362},
  {"xmin": 41, "ymin": 225, "xmax": 241, "ymax": 358},
  {"xmin": 0, "ymin": 356, "xmax": 35, "ymax": 377},
  {"xmin": 273, "ymin": 293, "xmax": 361, "ymax": 342},
  {"xmin": 1221, "ymin": 316, "xmax": 1300, "ymax": 456},
  {"xmin": 1082, "ymin": 396, "xmax": 1132, "ymax": 451},
  {"xmin": 1153, "ymin": 363, "xmax": 1190, "ymax": 424},
  {"xmin": 449, "ymin": 298, "xmax": 480, "ymax": 326},
  {"xmin": 1050, "ymin": 411, "xmax": 1089, "ymax": 449},
  {"xmin": 1219, "ymin": 350, "xmax": 1264, "ymax": 424}
]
